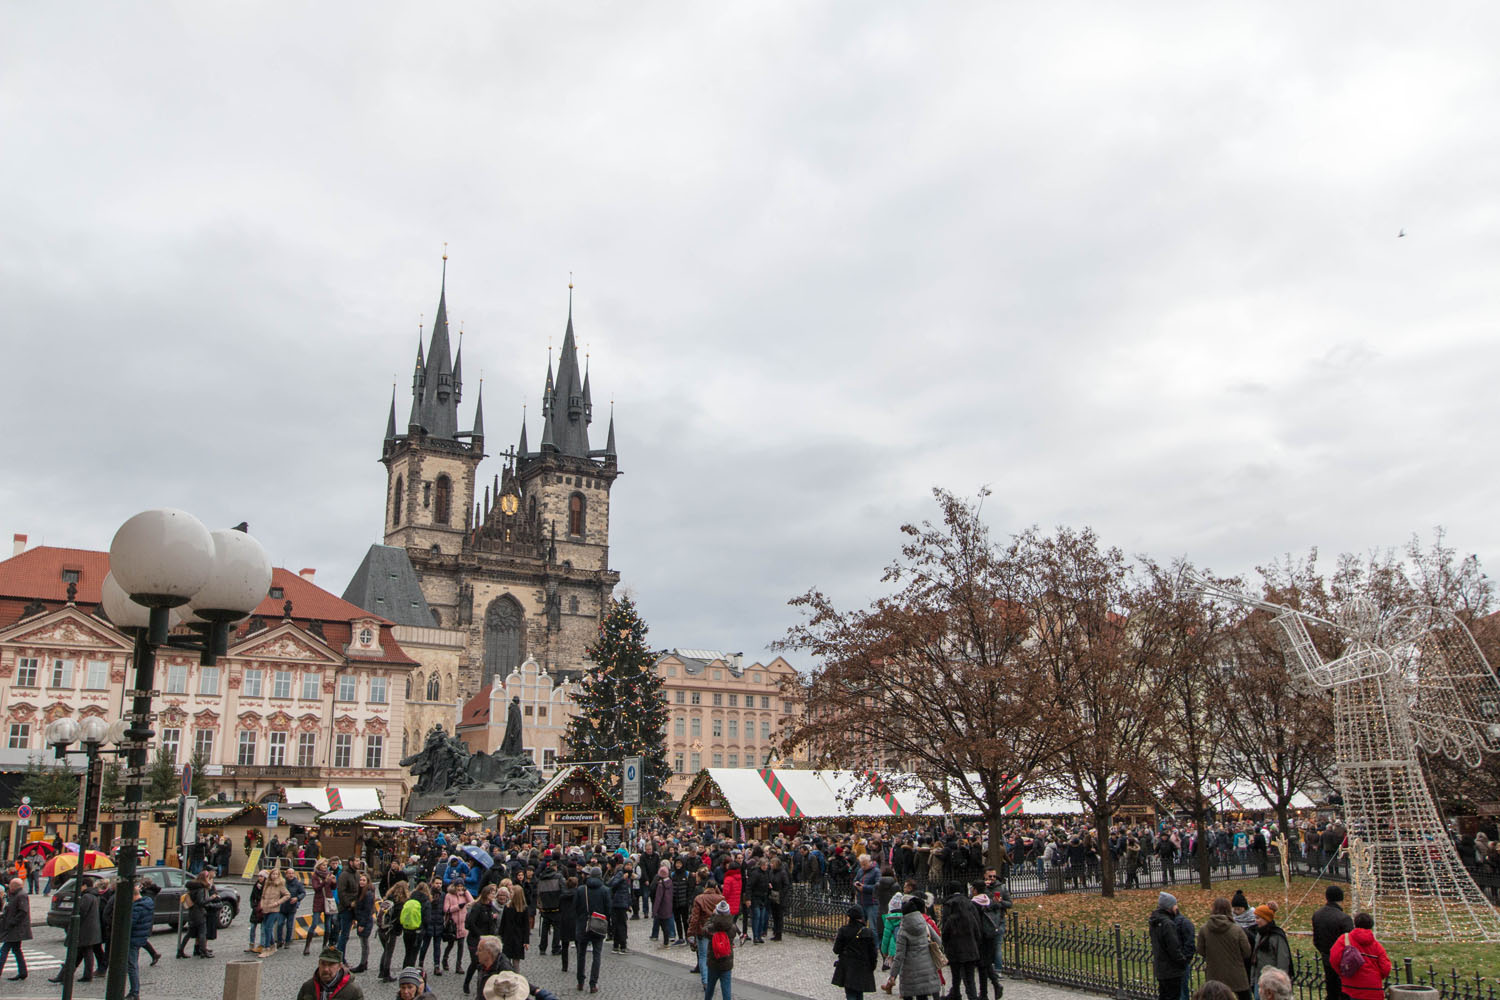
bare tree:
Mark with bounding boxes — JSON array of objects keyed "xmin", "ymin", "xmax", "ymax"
[
  {"xmin": 1018, "ymin": 527, "xmax": 1166, "ymax": 898},
  {"xmin": 775, "ymin": 489, "xmax": 1074, "ymax": 866}
]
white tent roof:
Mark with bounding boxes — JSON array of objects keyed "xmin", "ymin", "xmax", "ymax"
[
  {"xmin": 700, "ymin": 768, "xmax": 790, "ymax": 820},
  {"xmin": 1217, "ymin": 780, "xmax": 1316, "ymax": 812},
  {"xmin": 450, "ymin": 805, "xmax": 483, "ymax": 820},
  {"xmin": 283, "ymin": 787, "xmax": 383, "ymax": 813}
]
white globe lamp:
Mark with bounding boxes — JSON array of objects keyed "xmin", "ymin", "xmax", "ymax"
[
  {"xmin": 46, "ymin": 717, "xmax": 80, "ymax": 747},
  {"xmin": 185, "ymin": 528, "xmax": 272, "ymax": 622},
  {"xmin": 79, "ymin": 716, "xmax": 109, "ymax": 745},
  {"xmin": 106, "ymin": 718, "xmax": 132, "ymax": 745},
  {"xmin": 109, "ymin": 508, "xmax": 215, "ymax": 608}
]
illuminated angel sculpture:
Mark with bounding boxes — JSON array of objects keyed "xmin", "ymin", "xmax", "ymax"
[{"xmin": 1193, "ymin": 577, "xmax": 1500, "ymax": 941}]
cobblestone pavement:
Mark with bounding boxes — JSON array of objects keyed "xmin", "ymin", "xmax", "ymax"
[{"xmin": 0, "ymin": 900, "xmax": 1094, "ymax": 1000}]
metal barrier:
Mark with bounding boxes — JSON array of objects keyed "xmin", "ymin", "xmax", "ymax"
[{"xmin": 779, "ymin": 884, "xmax": 1499, "ymax": 1000}]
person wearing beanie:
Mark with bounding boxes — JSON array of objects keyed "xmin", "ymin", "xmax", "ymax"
[
  {"xmin": 396, "ymin": 966, "xmax": 436, "ymax": 1000},
  {"xmin": 1311, "ymin": 885, "xmax": 1354, "ymax": 1000},
  {"xmin": 1251, "ymin": 905, "xmax": 1292, "ymax": 985},
  {"xmin": 880, "ymin": 894, "xmax": 905, "ymax": 972},
  {"xmin": 704, "ymin": 899, "xmax": 737, "ymax": 1000},
  {"xmin": 834, "ymin": 905, "xmax": 879, "ymax": 999},
  {"xmin": 295, "ymin": 947, "xmax": 364, "ymax": 1000},
  {"xmin": 1149, "ymin": 891, "xmax": 1186, "ymax": 1000},
  {"xmin": 687, "ymin": 880, "xmax": 726, "ymax": 988},
  {"xmin": 886, "ymin": 891, "xmax": 942, "ymax": 998}
]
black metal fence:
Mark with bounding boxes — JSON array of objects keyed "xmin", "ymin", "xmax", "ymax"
[{"xmin": 780, "ymin": 882, "xmax": 1498, "ymax": 1000}]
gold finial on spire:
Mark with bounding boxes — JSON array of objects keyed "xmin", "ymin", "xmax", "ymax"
[
  {"xmin": 419, "ymin": 313, "xmax": 424, "ymax": 334},
  {"xmin": 442, "ymin": 241, "xmax": 448, "ymax": 261},
  {"xmin": 568, "ymin": 271, "xmax": 574, "ymax": 290}
]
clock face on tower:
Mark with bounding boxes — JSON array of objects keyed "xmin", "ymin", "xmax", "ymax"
[{"xmin": 500, "ymin": 494, "xmax": 519, "ymax": 516}]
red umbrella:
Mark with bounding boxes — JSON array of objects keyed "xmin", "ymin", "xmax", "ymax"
[{"xmin": 17, "ymin": 841, "xmax": 54, "ymax": 859}]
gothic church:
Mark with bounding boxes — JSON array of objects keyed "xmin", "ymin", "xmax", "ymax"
[{"xmin": 350, "ymin": 263, "xmax": 620, "ymax": 708}]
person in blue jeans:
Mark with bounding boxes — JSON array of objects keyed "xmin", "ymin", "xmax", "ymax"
[
  {"xmin": 126, "ymin": 880, "xmax": 155, "ymax": 1000},
  {"xmin": 855, "ymin": 854, "xmax": 881, "ymax": 931},
  {"xmin": 703, "ymin": 899, "xmax": 736, "ymax": 1000}
]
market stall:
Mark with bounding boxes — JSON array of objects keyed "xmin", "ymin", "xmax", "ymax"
[{"xmin": 506, "ymin": 766, "xmax": 624, "ymax": 848}]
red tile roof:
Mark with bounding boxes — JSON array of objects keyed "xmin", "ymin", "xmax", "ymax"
[
  {"xmin": 0, "ymin": 546, "xmax": 416, "ymax": 665},
  {"xmin": 458, "ymin": 687, "xmax": 493, "ymax": 728}
]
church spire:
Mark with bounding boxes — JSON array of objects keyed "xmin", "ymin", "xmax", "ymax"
[
  {"xmin": 470, "ymin": 379, "xmax": 484, "ymax": 440},
  {"xmin": 605, "ymin": 404, "xmax": 617, "ymax": 460},
  {"xmin": 517, "ymin": 408, "xmax": 529, "ymax": 457},
  {"xmin": 385, "ymin": 385, "xmax": 397, "ymax": 443},
  {"xmin": 420, "ymin": 250, "xmax": 460, "ymax": 440}
]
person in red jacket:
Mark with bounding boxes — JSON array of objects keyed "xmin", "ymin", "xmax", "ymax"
[
  {"xmin": 721, "ymin": 864, "xmax": 746, "ymax": 943},
  {"xmin": 1328, "ymin": 912, "xmax": 1392, "ymax": 1000}
]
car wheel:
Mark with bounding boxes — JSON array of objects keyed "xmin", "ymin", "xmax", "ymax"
[{"xmin": 218, "ymin": 903, "xmax": 236, "ymax": 929}]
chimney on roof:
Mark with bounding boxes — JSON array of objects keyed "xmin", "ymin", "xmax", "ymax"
[
  {"xmin": 299, "ymin": 568, "xmax": 316, "ymax": 582},
  {"xmin": 12, "ymin": 534, "xmax": 26, "ymax": 557}
]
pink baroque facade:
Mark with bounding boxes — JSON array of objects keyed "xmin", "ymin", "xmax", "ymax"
[{"xmin": 0, "ymin": 547, "xmax": 420, "ymax": 813}]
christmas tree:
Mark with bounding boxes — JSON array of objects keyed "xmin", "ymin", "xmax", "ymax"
[{"xmin": 563, "ymin": 596, "xmax": 671, "ymax": 804}]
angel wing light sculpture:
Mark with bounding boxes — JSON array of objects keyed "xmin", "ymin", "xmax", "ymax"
[{"xmin": 1189, "ymin": 575, "xmax": 1500, "ymax": 942}]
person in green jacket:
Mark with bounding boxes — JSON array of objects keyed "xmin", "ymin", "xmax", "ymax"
[{"xmin": 879, "ymin": 893, "xmax": 905, "ymax": 972}]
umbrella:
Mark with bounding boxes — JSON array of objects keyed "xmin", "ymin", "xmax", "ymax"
[
  {"xmin": 18, "ymin": 842, "xmax": 54, "ymax": 859},
  {"xmin": 460, "ymin": 845, "xmax": 493, "ymax": 869},
  {"xmin": 42, "ymin": 851, "xmax": 113, "ymax": 877}
]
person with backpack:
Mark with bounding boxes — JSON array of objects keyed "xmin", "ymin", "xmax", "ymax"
[
  {"xmin": 688, "ymin": 879, "xmax": 726, "ymax": 989},
  {"xmin": 535, "ymin": 862, "xmax": 565, "ymax": 957},
  {"xmin": 1328, "ymin": 912, "xmax": 1391, "ymax": 1000},
  {"xmin": 1310, "ymin": 886, "xmax": 1354, "ymax": 1000},
  {"xmin": 704, "ymin": 899, "xmax": 737, "ymax": 1000},
  {"xmin": 1250, "ymin": 906, "xmax": 1293, "ymax": 988},
  {"xmin": 880, "ymin": 894, "xmax": 905, "ymax": 973},
  {"xmin": 399, "ymin": 884, "xmax": 426, "ymax": 972},
  {"xmin": 833, "ymin": 905, "xmax": 879, "ymax": 1000},
  {"xmin": 377, "ymin": 881, "xmax": 407, "ymax": 983}
]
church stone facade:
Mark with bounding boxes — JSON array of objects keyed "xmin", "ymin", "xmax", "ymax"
[{"xmin": 364, "ymin": 265, "xmax": 620, "ymax": 713}]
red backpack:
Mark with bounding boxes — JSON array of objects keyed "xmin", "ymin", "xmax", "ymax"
[{"xmin": 710, "ymin": 929, "xmax": 732, "ymax": 960}]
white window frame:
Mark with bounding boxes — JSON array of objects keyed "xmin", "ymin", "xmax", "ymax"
[
  {"xmin": 15, "ymin": 657, "xmax": 38, "ymax": 687},
  {"xmin": 272, "ymin": 671, "xmax": 292, "ymax": 699},
  {"xmin": 364, "ymin": 734, "xmax": 383, "ymax": 769},
  {"xmin": 333, "ymin": 733, "xmax": 352, "ymax": 768},
  {"xmin": 301, "ymin": 673, "xmax": 321, "ymax": 700},
  {"xmin": 337, "ymin": 674, "xmax": 357, "ymax": 702},
  {"xmin": 267, "ymin": 730, "xmax": 288, "ymax": 766},
  {"xmin": 243, "ymin": 669, "xmax": 263, "ymax": 697},
  {"xmin": 7, "ymin": 723, "xmax": 30, "ymax": 749},
  {"xmin": 369, "ymin": 676, "xmax": 388, "ymax": 704},
  {"xmin": 166, "ymin": 664, "xmax": 187, "ymax": 694},
  {"xmin": 193, "ymin": 729, "xmax": 214, "ymax": 760},
  {"xmin": 50, "ymin": 658, "xmax": 75, "ymax": 689},
  {"xmin": 199, "ymin": 665, "xmax": 220, "ymax": 696},
  {"xmin": 297, "ymin": 732, "xmax": 317, "ymax": 767},
  {"xmin": 160, "ymin": 727, "xmax": 181, "ymax": 763},
  {"xmin": 237, "ymin": 730, "xmax": 257, "ymax": 766},
  {"xmin": 85, "ymin": 660, "xmax": 110, "ymax": 690}
]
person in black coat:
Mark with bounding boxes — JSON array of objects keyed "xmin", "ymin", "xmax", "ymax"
[
  {"xmin": 556, "ymin": 877, "xmax": 578, "ymax": 973},
  {"xmin": 942, "ymin": 891, "xmax": 984, "ymax": 1000},
  {"xmin": 832, "ymin": 906, "xmax": 879, "ymax": 999}
]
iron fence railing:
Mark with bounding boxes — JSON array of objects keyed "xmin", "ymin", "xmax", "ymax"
[{"xmin": 779, "ymin": 886, "xmax": 1498, "ymax": 1000}]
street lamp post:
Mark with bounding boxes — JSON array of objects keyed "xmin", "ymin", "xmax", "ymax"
[
  {"xmin": 100, "ymin": 510, "xmax": 270, "ymax": 1000},
  {"xmin": 45, "ymin": 715, "xmax": 131, "ymax": 1000}
]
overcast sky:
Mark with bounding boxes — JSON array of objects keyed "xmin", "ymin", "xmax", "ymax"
[{"xmin": 5, "ymin": 3, "xmax": 1498, "ymax": 666}]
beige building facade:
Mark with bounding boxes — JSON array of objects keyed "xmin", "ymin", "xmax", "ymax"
[
  {"xmin": 655, "ymin": 649, "xmax": 802, "ymax": 799},
  {"xmin": 455, "ymin": 655, "xmax": 578, "ymax": 776}
]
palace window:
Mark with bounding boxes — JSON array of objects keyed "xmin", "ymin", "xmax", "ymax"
[
  {"xmin": 728, "ymin": 694, "xmax": 737, "ymax": 707},
  {"xmin": 543, "ymin": 748, "xmax": 556, "ymax": 769},
  {"xmin": 161, "ymin": 728, "xmax": 180, "ymax": 763},
  {"xmin": 538, "ymin": 706, "xmax": 547, "ymax": 718},
  {"xmin": 333, "ymin": 733, "xmax": 352, "ymax": 768},
  {"xmin": 675, "ymin": 691, "xmax": 685, "ymax": 704},
  {"xmin": 267, "ymin": 731, "xmax": 287, "ymax": 767},
  {"xmin": 711, "ymin": 718, "xmax": 722, "ymax": 737},
  {"xmin": 273, "ymin": 671, "xmax": 292, "ymax": 699},
  {"xmin": 690, "ymin": 691, "xmax": 701, "ymax": 705},
  {"xmin": 302, "ymin": 673, "xmax": 320, "ymax": 700},
  {"xmin": 243, "ymin": 669, "xmax": 263, "ymax": 697},
  {"xmin": 712, "ymin": 693, "xmax": 722, "ymax": 706},
  {"xmin": 297, "ymin": 733, "xmax": 317, "ymax": 767},
  {"xmin": 194, "ymin": 730, "xmax": 214, "ymax": 760},
  {"xmin": 365, "ymin": 735, "xmax": 383, "ymax": 769},
  {"xmin": 200, "ymin": 666, "xmax": 220, "ymax": 696},
  {"xmin": 690, "ymin": 718, "xmax": 701, "ymax": 738},
  {"xmin": 690, "ymin": 752, "xmax": 701, "ymax": 772},
  {"xmin": 166, "ymin": 664, "xmax": 187, "ymax": 694},
  {"xmin": 434, "ymin": 475, "xmax": 452, "ymax": 525},
  {"xmin": 674, "ymin": 718, "xmax": 685, "ymax": 738},
  {"xmin": 761, "ymin": 721, "xmax": 771, "ymax": 740},
  {"xmin": 728, "ymin": 753, "xmax": 739, "ymax": 768},
  {"xmin": 711, "ymin": 753, "xmax": 723, "ymax": 768},
  {"xmin": 50, "ymin": 658, "xmax": 75, "ymax": 688},
  {"xmin": 85, "ymin": 660, "xmax": 110, "ymax": 690},
  {"xmin": 15, "ymin": 658, "xmax": 37, "ymax": 687},
  {"xmin": 370, "ymin": 676, "xmax": 388, "ymax": 704},
  {"xmin": 7, "ymin": 724, "xmax": 29, "ymax": 749},
  {"xmin": 674, "ymin": 752, "xmax": 684, "ymax": 773},
  {"xmin": 760, "ymin": 696, "xmax": 770, "ymax": 709},
  {"xmin": 728, "ymin": 719, "xmax": 738, "ymax": 738},
  {"xmin": 338, "ymin": 674, "xmax": 357, "ymax": 702},
  {"xmin": 237, "ymin": 731, "xmax": 257, "ymax": 766}
]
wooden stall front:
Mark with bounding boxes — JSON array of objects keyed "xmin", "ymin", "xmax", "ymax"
[{"xmin": 507, "ymin": 766, "xmax": 624, "ymax": 849}]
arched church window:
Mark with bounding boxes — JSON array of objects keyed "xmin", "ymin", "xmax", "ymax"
[
  {"xmin": 405, "ymin": 676, "xmax": 412, "ymax": 700},
  {"xmin": 484, "ymin": 595, "xmax": 524, "ymax": 689},
  {"xmin": 427, "ymin": 674, "xmax": 441, "ymax": 700},
  {"xmin": 568, "ymin": 493, "xmax": 585, "ymax": 536},
  {"xmin": 393, "ymin": 477, "xmax": 403, "ymax": 525},
  {"xmin": 434, "ymin": 475, "xmax": 452, "ymax": 525},
  {"xmin": 423, "ymin": 481, "xmax": 432, "ymax": 508}
]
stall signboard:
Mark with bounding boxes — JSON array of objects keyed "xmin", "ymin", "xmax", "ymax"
[
  {"xmin": 553, "ymin": 812, "xmax": 602, "ymax": 823},
  {"xmin": 691, "ymin": 807, "xmax": 734, "ymax": 823},
  {"xmin": 531, "ymin": 827, "xmax": 551, "ymax": 848},
  {"xmin": 603, "ymin": 826, "xmax": 623, "ymax": 850}
]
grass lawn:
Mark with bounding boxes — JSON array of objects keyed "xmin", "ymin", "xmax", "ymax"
[{"xmin": 1010, "ymin": 876, "xmax": 1500, "ymax": 978}]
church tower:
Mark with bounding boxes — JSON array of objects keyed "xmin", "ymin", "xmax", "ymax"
[
  {"xmin": 381, "ymin": 257, "xmax": 485, "ymax": 567},
  {"xmin": 367, "ymin": 268, "xmax": 620, "ymax": 701}
]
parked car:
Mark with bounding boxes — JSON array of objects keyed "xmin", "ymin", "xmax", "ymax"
[{"xmin": 47, "ymin": 867, "xmax": 239, "ymax": 931}]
